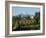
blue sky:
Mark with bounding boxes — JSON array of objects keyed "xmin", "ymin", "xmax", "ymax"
[{"xmin": 12, "ymin": 7, "xmax": 40, "ymax": 16}]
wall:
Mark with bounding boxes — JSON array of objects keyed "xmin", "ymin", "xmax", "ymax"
[{"xmin": 0, "ymin": 0, "xmax": 46, "ymax": 38}]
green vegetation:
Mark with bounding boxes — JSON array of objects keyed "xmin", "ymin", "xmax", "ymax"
[{"xmin": 12, "ymin": 12, "xmax": 40, "ymax": 31}]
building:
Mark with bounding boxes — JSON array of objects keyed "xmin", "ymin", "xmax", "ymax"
[{"xmin": 35, "ymin": 12, "xmax": 40, "ymax": 17}]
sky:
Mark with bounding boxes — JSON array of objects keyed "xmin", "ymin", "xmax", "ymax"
[{"xmin": 12, "ymin": 7, "xmax": 40, "ymax": 16}]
